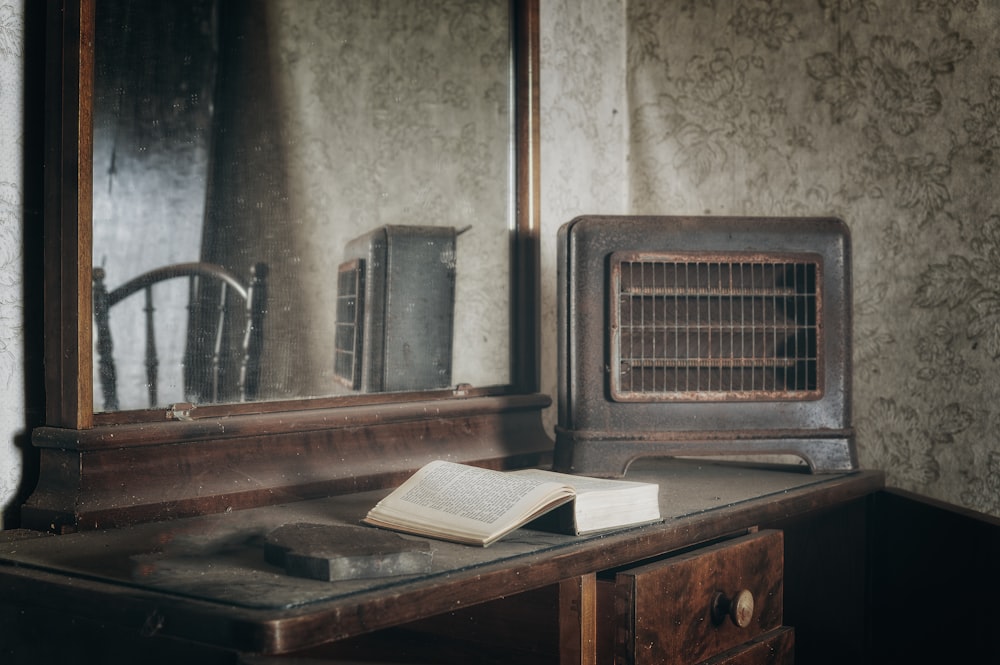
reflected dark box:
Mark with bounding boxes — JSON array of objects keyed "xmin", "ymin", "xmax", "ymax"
[{"xmin": 335, "ymin": 225, "xmax": 457, "ymax": 393}]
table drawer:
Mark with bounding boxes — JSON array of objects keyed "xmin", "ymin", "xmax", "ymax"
[
  {"xmin": 599, "ymin": 529, "xmax": 787, "ymax": 664},
  {"xmin": 703, "ymin": 626, "xmax": 794, "ymax": 664}
]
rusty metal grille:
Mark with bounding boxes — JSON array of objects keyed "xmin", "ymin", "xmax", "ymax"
[
  {"xmin": 610, "ymin": 252, "xmax": 822, "ymax": 401},
  {"xmin": 333, "ymin": 259, "xmax": 365, "ymax": 389}
]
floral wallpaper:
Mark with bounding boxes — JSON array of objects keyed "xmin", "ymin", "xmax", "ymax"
[
  {"xmin": 540, "ymin": 0, "xmax": 1000, "ymax": 517},
  {"xmin": 0, "ymin": 0, "xmax": 23, "ymax": 529}
]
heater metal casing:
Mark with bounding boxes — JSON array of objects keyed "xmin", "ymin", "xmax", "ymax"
[{"xmin": 554, "ymin": 215, "xmax": 856, "ymax": 476}]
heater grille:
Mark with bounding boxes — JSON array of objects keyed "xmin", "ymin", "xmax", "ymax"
[
  {"xmin": 334, "ymin": 259, "xmax": 365, "ymax": 389},
  {"xmin": 610, "ymin": 251, "xmax": 821, "ymax": 402}
]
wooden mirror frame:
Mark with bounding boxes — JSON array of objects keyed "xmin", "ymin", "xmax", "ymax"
[{"xmin": 26, "ymin": 0, "xmax": 549, "ymax": 533}]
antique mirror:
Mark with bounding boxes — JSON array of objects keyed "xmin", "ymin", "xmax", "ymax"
[
  {"xmin": 90, "ymin": 0, "xmax": 522, "ymax": 411},
  {"xmin": 31, "ymin": 0, "xmax": 546, "ymax": 532}
]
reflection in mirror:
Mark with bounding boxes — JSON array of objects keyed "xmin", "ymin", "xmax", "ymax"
[
  {"xmin": 334, "ymin": 225, "xmax": 461, "ymax": 393},
  {"xmin": 92, "ymin": 0, "xmax": 513, "ymax": 412}
]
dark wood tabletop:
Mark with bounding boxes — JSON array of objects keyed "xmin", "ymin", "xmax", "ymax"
[{"xmin": 0, "ymin": 458, "xmax": 884, "ymax": 655}]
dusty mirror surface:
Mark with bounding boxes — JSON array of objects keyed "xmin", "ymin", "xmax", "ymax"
[{"xmin": 91, "ymin": 0, "xmax": 513, "ymax": 412}]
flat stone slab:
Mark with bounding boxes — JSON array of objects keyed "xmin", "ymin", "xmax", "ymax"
[{"xmin": 263, "ymin": 522, "xmax": 434, "ymax": 582}]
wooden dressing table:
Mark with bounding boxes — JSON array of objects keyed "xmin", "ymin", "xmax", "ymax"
[
  {"xmin": 2, "ymin": 459, "xmax": 886, "ymax": 664},
  {"xmin": 5, "ymin": 456, "xmax": 1000, "ymax": 664}
]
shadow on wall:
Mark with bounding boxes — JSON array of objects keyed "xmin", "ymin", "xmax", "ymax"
[{"xmin": 4, "ymin": 0, "xmax": 47, "ymax": 529}]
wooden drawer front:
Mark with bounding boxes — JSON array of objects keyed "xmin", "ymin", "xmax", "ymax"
[
  {"xmin": 608, "ymin": 529, "xmax": 785, "ymax": 664},
  {"xmin": 702, "ymin": 626, "xmax": 794, "ymax": 665}
]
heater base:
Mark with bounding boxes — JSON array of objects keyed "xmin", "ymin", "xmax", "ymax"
[{"xmin": 553, "ymin": 428, "xmax": 858, "ymax": 477}]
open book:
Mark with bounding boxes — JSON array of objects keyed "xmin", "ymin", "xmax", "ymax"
[{"xmin": 363, "ymin": 460, "xmax": 661, "ymax": 547}]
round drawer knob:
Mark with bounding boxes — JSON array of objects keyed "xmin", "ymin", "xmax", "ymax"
[{"xmin": 711, "ymin": 589, "xmax": 755, "ymax": 628}]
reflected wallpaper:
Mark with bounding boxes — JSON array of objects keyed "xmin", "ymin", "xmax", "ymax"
[
  {"xmin": 92, "ymin": 0, "xmax": 512, "ymax": 409},
  {"xmin": 203, "ymin": 0, "xmax": 512, "ymax": 399},
  {"xmin": 2, "ymin": 0, "xmax": 1000, "ymax": 523}
]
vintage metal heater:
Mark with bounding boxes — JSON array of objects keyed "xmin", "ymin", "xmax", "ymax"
[
  {"xmin": 334, "ymin": 225, "xmax": 457, "ymax": 393},
  {"xmin": 554, "ymin": 215, "xmax": 856, "ymax": 476}
]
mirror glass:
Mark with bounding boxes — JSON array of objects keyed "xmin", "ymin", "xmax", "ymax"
[{"xmin": 91, "ymin": 0, "xmax": 513, "ymax": 412}]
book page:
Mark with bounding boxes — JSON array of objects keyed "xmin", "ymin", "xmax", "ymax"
[
  {"xmin": 512, "ymin": 468, "xmax": 652, "ymax": 493},
  {"xmin": 365, "ymin": 461, "xmax": 574, "ymax": 545},
  {"xmin": 512, "ymin": 468, "xmax": 661, "ymax": 534},
  {"xmin": 396, "ymin": 462, "xmax": 555, "ymax": 525}
]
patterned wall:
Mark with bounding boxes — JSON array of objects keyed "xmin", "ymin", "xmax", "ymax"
[
  {"xmin": 2, "ymin": 0, "xmax": 999, "ymax": 525},
  {"xmin": 0, "ymin": 0, "xmax": 23, "ymax": 529},
  {"xmin": 540, "ymin": 0, "xmax": 1000, "ymax": 517}
]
